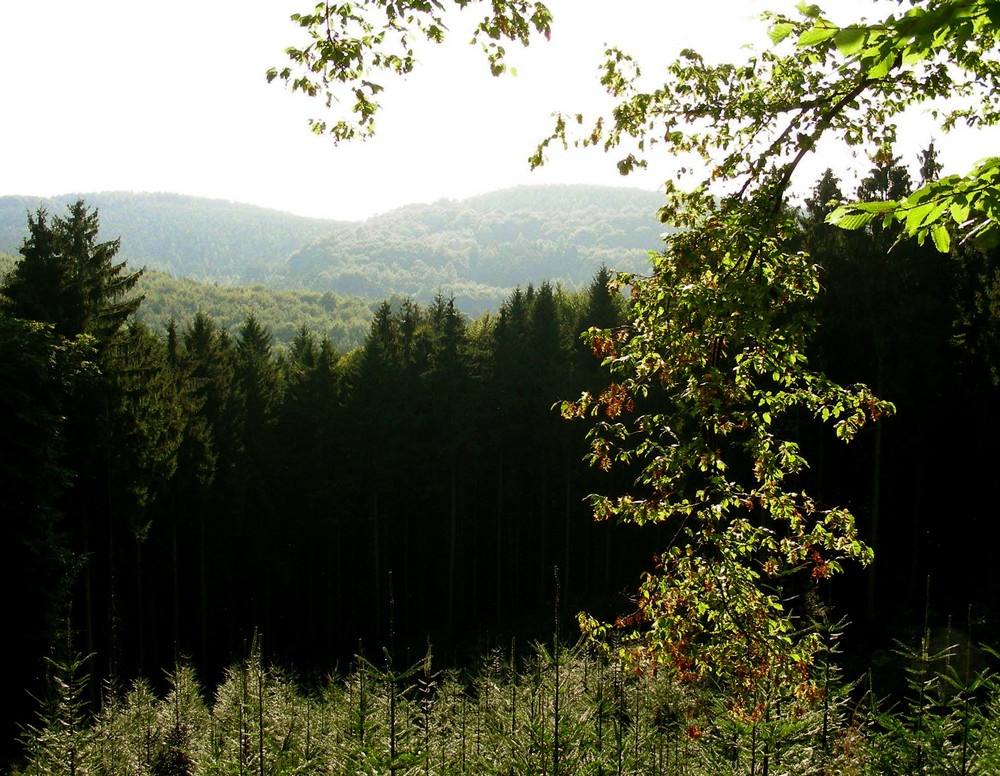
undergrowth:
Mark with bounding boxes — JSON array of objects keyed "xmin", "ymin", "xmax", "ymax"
[{"xmin": 11, "ymin": 635, "xmax": 1000, "ymax": 776}]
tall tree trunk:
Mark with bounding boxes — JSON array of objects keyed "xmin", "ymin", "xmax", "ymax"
[
  {"xmin": 172, "ymin": 524, "xmax": 180, "ymax": 654},
  {"xmin": 539, "ymin": 468, "xmax": 547, "ymax": 601},
  {"xmin": 81, "ymin": 507, "xmax": 96, "ymax": 707},
  {"xmin": 604, "ymin": 522, "xmax": 612, "ymax": 598},
  {"xmin": 106, "ymin": 474, "xmax": 118, "ymax": 686},
  {"xmin": 564, "ymin": 450, "xmax": 572, "ymax": 598},
  {"xmin": 372, "ymin": 491, "xmax": 381, "ymax": 640},
  {"xmin": 496, "ymin": 457, "xmax": 503, "ymax": 621},
  {"xmin": 866, "ymin": 358, "xmax": 884, "ymax": 625},
  {"xmin": 136, "ymin": 539, "xmax": 145, "ymax": 675},
  {"xmin": 199, "ymin": 515, "xmax": 208, "ymax": 679},
  {"xmin": 448, "ymin": 456, "xmax": 457, "ymax": 629},
  {"xmin": 104, "ymin": 397, "xmax": 118, "ymax": 687}
]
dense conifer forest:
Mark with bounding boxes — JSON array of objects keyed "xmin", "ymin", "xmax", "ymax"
[{"xmin": 3, "ymin": 157, "xmax": 1000, "ymax": 772}]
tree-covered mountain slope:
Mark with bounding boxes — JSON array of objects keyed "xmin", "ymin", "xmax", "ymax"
[
  {"xmin": 137, "ymin": 270, "xmax": 377, "ymax": 350},
  {"xmin": 0, "ymin": 252, "xmax": 375, "ymax": 351},
  {"xmin": 280, "ymin": 185, "xmax": 668, "ymax": 313},
  {"xmin": 0, "ymin": 192, "xmax": 345, "ymax": 284},
  {"xmin": 0, "ymin": 185, "xmax": 668, "ymax": 315}
]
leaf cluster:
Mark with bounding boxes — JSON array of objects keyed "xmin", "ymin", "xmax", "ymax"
[
  {"xmin": 269, "ymin": 0, "xmax": 552, "ymax": 141},
  {"xmin": 775, "ymin": 1, "xmax": 1000, "ymax": 248}
]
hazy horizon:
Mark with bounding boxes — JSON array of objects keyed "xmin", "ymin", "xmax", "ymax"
[{"xmin": 5, "ymin": 0, "xmax": 989, "ymax": 222}]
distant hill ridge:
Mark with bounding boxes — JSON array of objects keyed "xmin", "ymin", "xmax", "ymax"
[
  {"xmin": 0, "ymin": 185, "xmax": 668, "ymax": 315},
  {"xmin": 0, "ymin": 192, "xmax": 344, "ymax": 285}
]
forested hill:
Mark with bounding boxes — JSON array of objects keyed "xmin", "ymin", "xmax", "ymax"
[
  {"xmin": 0, "ymin": 192, "xmax": 345, "ymax": 284},
  {"xmin": 0, "ymin": 185, "xmax": 667, "ymax": 315},
  {"xmin": 280, "ymin": 185, "xmax": 668, "ymax": 313},
  {"xmin": 0, "ymin": 254, "xmax": 376, "ymax": 352}
]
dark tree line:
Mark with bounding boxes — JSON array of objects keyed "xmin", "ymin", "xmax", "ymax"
[
  {"xmin": 2, "ymin": 159, "xmax": 1000, "ymax": 763},
  {"xmin": 798, "ymin": 147, "xmax": 1000, "ymax": 663}
]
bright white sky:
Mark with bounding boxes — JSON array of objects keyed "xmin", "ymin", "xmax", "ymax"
[{"xmin": 0, "ymin": 0, "xmax": 996, "ymax": 221}]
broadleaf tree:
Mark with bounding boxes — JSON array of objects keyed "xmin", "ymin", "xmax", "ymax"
[{"xmin": 273, "ymin": 0, "xmax": 1000, "ymax": 698}]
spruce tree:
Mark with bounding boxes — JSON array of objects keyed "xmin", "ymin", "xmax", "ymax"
[
  {"xmin": 1, "ymin": 201, "xmax": 145, "ymax": 703},
  {"xmin": 1, "ymin": 200, "xmax": 142, "ymax": 348}
]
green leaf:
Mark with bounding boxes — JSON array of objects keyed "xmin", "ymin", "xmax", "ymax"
[
  {"xmin": 854, "ymin": 200, "xmax": 899, "ymax": 213},
  {"xmin": 903, "ymin": 186, "xmax": 935, "ymax": 206},
  {"xmin": 769, "ymin": 23, "xmax": 796, "ymax": 45},
  {"xmin": 797, "ymin": 23, "xmax": 838, "ymax": 48},
  {"xmin": 830, "ymin": 211, "xmax": 876, "ymax": 230},
  {"xmin": 826, "ymin": 204, "xmax": 850, "ymax": 222},
  {"xmin": 901, "ymin": 44, "xmax": 928, "ymax": 66},
  {"xmin": 930, "ymin": 224, "xmax": 951, "ymax": 253},
  {"xmin": 950, "ymin": 200, "xmax": 971, "ymax": 224},
  {"xmin": 866, "ymin": 55, "xmax": 894, "ymax": 79},
  {"xmin": 904, "ymin": 202, "xmax": 935, "ymax": 233},
  {"xmin": 972, "ymin": 156, "xmax": 1000, "ymax": 177},
  {"xmin": 834, "ymin": 26, "xmax": 866, "ymax": 56}
]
